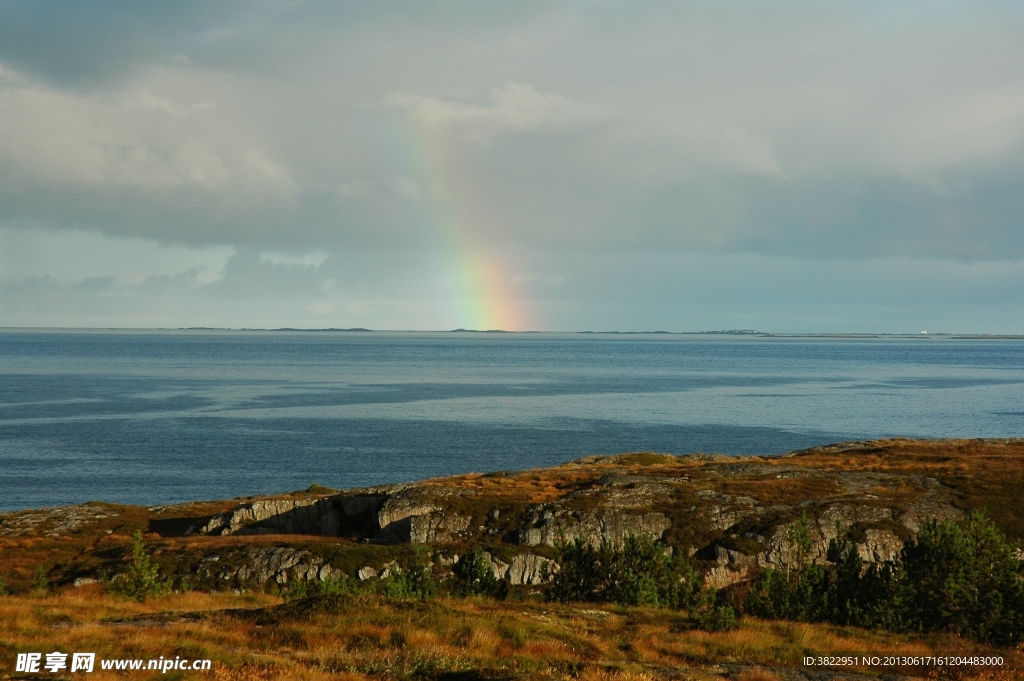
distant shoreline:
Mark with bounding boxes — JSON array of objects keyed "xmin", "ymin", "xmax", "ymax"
[{"xmin": 2, "ymin": 327, "xmax": 1023, "ymax": 339}]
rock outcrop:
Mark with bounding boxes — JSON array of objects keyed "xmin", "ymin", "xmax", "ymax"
[
  {"xmin": 375, "ymin": 487, "xmax": 477, "ymax": 543},
  {"xmin": 507, "ymin": 553, "xmax": 558, "ymax": 585},
  {"xmin": 355, "ymin": 551, "xmax": 557, "ymax": 586},
  {"xmin": 15, "ymin": 439, "xmax": 1014, "ymax": 596},
  {"xmin": 196, "ymin": 498, "xmax": 339, "ymax": 536},
  {"xmin": 178, "ymin": 445, "xmax": 968, "ymax": 589},
  {"xmin": 191, "ymin": 547, "xmax": 342, "ymax": 585},
  {"xmin": 518, "ymin": 508, "xmax": 671, "ymax": 548},
  {"xmin": 0, "ymin": 504, "xmax": 117, "ymax": 537}
]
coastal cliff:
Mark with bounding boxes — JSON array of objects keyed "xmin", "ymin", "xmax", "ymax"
[{"xmin": 2, "ymin": 438, "xmax": 1021, "ymax": 595}]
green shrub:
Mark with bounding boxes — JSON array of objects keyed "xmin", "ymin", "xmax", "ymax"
[
  {"xmin": 110, "ymin": 531, "xmax": 172, "ymax": 602},
  {"xmin": 825, "ymin": 540, "xmax": 903, "ymax": 629},
  {"xmin": 745, "ymin": 567, "xmax": 790, "ymax": 620},
  {"xmin": 548, "ymin": 536, "xmax": 601, "ymax": 604},
  {"xmin": 694, "ymin": 604, "xmax": 739, "ymax": 631},
  {"xmin": 745, "ymin": 512, "xmax": 1024, "ymax": 646},
  {"xmin": 32, "ymin": 566, "xmax": 50, "ymax": 591},
  {"xmin": 378, "ymin": 548, "xmax": 436, "ymax": 600},
  {"xmin": 285, "ymin": 574, "xmax": 355, "ymax": 601},
  {"xmin": 0, "ymin": 575, "xmax": 8, "ymax": 595},
  {"xmin": 454, "ymin": 548, "xmax": 504, "ymax": 598},
  {"xmin": 549, "ymin": 533, "xmax": 704, "ymax": 609},
  {"xmin": 901, "ymin": 512, "xmax": 1024, "ymax": 645}
]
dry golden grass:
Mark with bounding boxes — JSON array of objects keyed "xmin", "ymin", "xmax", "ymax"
[
  {"xmin": 2, "ymin": 587, "xmax": 1021, "ymax": 680},
  {"xmin": 737, "ymin": 671, "xmax": 783, "ymax": 681}
]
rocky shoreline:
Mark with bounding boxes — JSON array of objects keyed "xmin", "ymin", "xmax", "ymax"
[{"xmin": 1, "ymin": 438, "xmax": 1021, "ymax": 594}]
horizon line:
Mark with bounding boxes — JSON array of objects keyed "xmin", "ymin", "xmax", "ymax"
[{"xmin": 2, "ymin": 326, "xmax": 1024, "ymax": 339}]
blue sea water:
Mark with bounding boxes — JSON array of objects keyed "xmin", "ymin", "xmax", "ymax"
[{"xmin": 0, "ymin": 330, "xmax": 1021, "ymax": 512}]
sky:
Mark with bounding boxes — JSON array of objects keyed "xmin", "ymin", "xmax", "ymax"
[{"xmin": 0, "ymin": 1, "xmax": 1022, "ymax": 333}]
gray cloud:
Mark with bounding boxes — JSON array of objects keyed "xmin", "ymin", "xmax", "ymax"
[{"xmin": 1, "ymin": 2, "xmax": 1022, "ymax": 330}]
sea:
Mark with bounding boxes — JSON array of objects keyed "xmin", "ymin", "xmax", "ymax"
[{"xmin": 1, "ymin": 330, "xmax": 1022, "ymax": 512}]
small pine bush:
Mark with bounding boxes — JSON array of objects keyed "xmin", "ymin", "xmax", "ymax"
[
  {"xmin": 454, "ymin": 548, "xmax": 503, "ymax": 597},
  {"xmin": 549, "ymin": 533, "xmax": 704, "ymax": 610},
  {"xmin": 744, "ymin": 512, "xmax": 1024, "ymax": 646},
  {"xmin": 378, "ymin": 548, "xmax": 437, "ymax": 600},
  {"xmin": 694, "ymin": 604, "xmax": 739, "ymax": 631},
  {"xmin": 32, "ymin": 566, "xmax": 49, "ymax": 591},
  {"xmin": 285, "ymin": 574, "xmax": 354, "ymax": 601},
  {"xmin": 902, "ymin": 512, "xmax": 1024, "ymax": 645},
  {"xmin": 111, "ymin": 531, "xmax": 172, "ymax": 602}
]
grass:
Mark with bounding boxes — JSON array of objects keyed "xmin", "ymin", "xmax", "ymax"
[{"xmin": 1, "ymin": 587, "xmax": 1020, "ymax": 680}]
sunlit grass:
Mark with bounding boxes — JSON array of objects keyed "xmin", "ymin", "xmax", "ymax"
[{"xmin": 2, "ymin": 586, "xmax": 1019, "ymax": 680}]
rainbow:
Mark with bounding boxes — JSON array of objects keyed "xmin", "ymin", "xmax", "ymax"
[{"xmin": 396, "ymin": 120, "xmax": 530, "ymax": 332}]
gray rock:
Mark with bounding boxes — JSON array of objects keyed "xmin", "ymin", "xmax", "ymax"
[
  {"xmin": 705, "ymin": 565, "xmax": 749, "ymax": 589},
  {"xmin": 483, "ymin": 552, "xmax": 510, "ymax": 581},
  {"xmin": 436, "ymin": 553, "xmax": 459, "ymax": 567},
  {"xmin": 695, "ymin": 490, "xmax": 759, "ymax": 531},
  {"xmin": 818, "ymin": 504, "xmax": 892, "ymax": 542},
  {"xmin": 0, "ymin": 504, "xmax": 116, "ymax": 538},
  {"xmin": 518, "ymin": 509, "xmax": 671, "ymax": 548},
  {"xmin": 378, "ymin": 511, "xmax": 471, "ymax": 543},
  {"xmin": 410, "ymin": 513, "xmax": 471, "ymax": 544},
  {"xmin": 898, "ymin": 503, "xmax": 962, "ymax": 532},
  {"xmin": 199, "ymin": 497, "xmax": 339, "ymax": 537},
  {"xmin": 857, "ymin": 529, "xmax": 903, "ymax": 563},
  {"xmin": 203, "ymin": 546, "xmax": 341, "ymax": 585},
  {"xmin": 376, "ymin": 487, "xmax": 477, "ymax": 542},
  {"xmin": 378, "ymin": 496, "xmax": 440, "ymax": 530},
  {"xmin": 520, "ymin": 528, "xmax": 544, "ymax": 546},
  {"xmin": 507, "ymin": 553, "xmax": 558, "ymax": 585},
  {"xmin": 73, "ymin": 577, "xmax": 98, "ymax": 587}
]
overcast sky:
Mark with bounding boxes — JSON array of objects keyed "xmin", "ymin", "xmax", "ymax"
[{"xmin": 1, "ymin": 1, "xmax": 1022, "ymax": 332}]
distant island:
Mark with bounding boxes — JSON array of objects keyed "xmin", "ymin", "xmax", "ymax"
[{"xmin": 271, "ymin": 327, "xmax": 373, "ymax": 332}]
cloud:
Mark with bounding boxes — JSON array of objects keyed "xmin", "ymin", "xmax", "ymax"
[
  {"xmin": 0, "ymin": 1, "xmax": 248, "ymax": 87},
  {"xmin": 1, "ymin": 2, "xmax": 1023, "ymax": 330},
  {"xmin": 1, "ymin": 3, "xmax": 1021, "ymax": 261},
  {"xmin": 204, "ymin": 250, "xmax": 331, "ymax": 299},
  {"xmin": 0, "ymin": 64, "xmax": 292, "ymax": 191},
  {"xmin": 386, "ymin": 81, "xmax": 612, "ymax": 144}
]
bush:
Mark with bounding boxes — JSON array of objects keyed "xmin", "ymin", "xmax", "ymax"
[
  {"xmin": 825, "ymin": 540, "xmax": 903, "ymax": 629},
  {"xmin": 454, "ymin": 548, "xmax": 505, "ymax": 598},
  {"xmin": 32, "ymin": 566, "xmax": 49, "ymax": 591},
  {"xmin": 694, "ymin": 604, "xmax": 739, "ymax": 631},
  {"xmin": 110, "ymin": 531, "xmax": 172, "ymax": 602},
  {"xmin": 744, "ymin": 512, "xmax": 1024, "ymax": 646},
  {"xmin": 378, "ymin": 548, "xmax": 437, "ymax": 600},
  {"xmin": 549, "ymin": 533, "xmax": 704, "ymax": 609},
  {"xmin": 745, "ymin": 566, "xmax": 791, "ymax": 620},
  {"xmin": 285, "ymin": 574, "xmax": 355, "ymax": 601},
  {"xmin": 901, "ymin": 513, "xmax": 1024, "ymax": 645}
]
